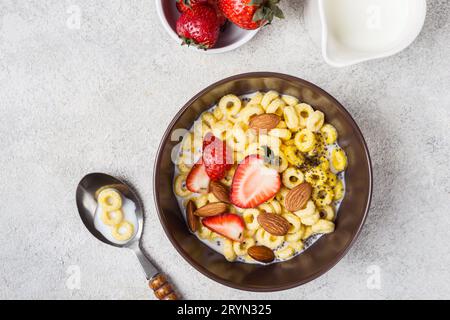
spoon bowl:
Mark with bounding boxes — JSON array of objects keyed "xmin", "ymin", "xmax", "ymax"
[{"xmin": 76, "ymin": 172, "xmax": 143, "ymax": 248}]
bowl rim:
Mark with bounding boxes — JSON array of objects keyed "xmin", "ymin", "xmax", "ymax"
[
  {"xmin": 153, "ymin": 72, "xmax": 373, "ymax": 292},
  {"xmin": 155, "ymin": 0, "xmax": 260, "ymax": 54}
]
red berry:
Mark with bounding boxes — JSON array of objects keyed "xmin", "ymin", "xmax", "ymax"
[
  {"xmin": 202, "ymin": 213, "xmax": 245, "ymax": 242},
  {"xmin": 217, "ymin": 0, "xmax": 284, "ymax": 30},
  {"xmin": 176, "ymin": 5, "xmax": 220, "ymax": 49},
  {"xmin": 230, "ymin": 155, "xmax": 281, "ymax": 208},
  {"xmin": 186, "ymin": 160, "xmax": 211, "ymax": 193},
  {"xmin": 176, "ymin": 0, "xmax": 209, "ymax": 13},
  {"xmin": 202, "ymin": 133, "xmax": 233, "ymax": 181}
]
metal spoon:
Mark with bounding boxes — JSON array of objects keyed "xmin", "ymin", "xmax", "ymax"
[{"xmin": 75, "ymin": 172, "xmax": 178, "ymax": 300}]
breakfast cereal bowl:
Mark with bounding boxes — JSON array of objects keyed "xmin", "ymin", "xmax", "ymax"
[
  {"xmin": 155, "ymin": 0, "xmax": 260, "ymax": 54},
  {"xmin": 154, "ymin": 72, "xmax": 372, "ymax": 291}
]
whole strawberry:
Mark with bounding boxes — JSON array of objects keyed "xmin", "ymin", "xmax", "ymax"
[
  {"xmin": 176, "ymin": 5, "xmax": 220, "ymax": 49},
  {"xmin": 176, "ymin": 0, "xmax": 209, "ymax": 13},
  {"xmin": 218, "ymin": 0, "xmax": 284, "ymax": 30}
]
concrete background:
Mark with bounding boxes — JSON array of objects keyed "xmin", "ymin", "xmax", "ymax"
[{"xmin": 0, "ymin": 0, "xmax": 449, "ymax": 300}]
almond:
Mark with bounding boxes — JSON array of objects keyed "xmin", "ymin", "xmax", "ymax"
[
  {"xmin": 209, "ymin": 181, "xmax": 230, "ymax": 203},
  {"xmin": 186, "ymin": 200, "xmax": 198, "ymax": 233},
  {"xmin": 194, "ymin": 202, "xmax": 228, "ymax": 217},
  {"xmin": 248, "ymin": 245, "xmax": 275, "ymax": 263},
  {"xmin": 249, "ymin": 114, "xmax": 281, "ymax": 131},
  {"xmin": 284, "ymin": 182, "xmax": 312, "ymax": 211},
  {"xmin": 257, "ymin": 211, "xmax": 290, "ymax": 236}
]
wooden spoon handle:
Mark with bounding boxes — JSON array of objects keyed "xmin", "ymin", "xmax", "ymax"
[{"xmin": 149, "ymin": 273, "xmax": 179, "ymax": 300}]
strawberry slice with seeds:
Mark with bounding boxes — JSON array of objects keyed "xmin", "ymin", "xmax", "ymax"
[
  {"xmin": 202, "ymin": 213, "xmax": 245, "ymax": 242},
  {"xmin": 230, "ymin": 155, "xmax": 281, "ymax": 208},
  {"xmin": 186, "ymin": 160, "xmax": 210, "ymax": 193},
  {"xmin": 202, "ymin": 133, "xmax": 233, "ymax": 181}
]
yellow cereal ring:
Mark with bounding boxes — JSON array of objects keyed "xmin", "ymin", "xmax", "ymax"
[
  {"xmin": 101, "ymin": 209, "xmax": 123, "ymax": 226},
  {"xmin": 283, "ymin": 105, "xmax": 300, "ymax": 131},
  {"xmin": 233, "ymin": 238, "xmax": 255, "ymax": 256},
  {"xmin": 305, "ymin": 167, "xmax": 328, "ymax": 186},
  {"xmin": 243, "ymin": 209, "xmax": 260, "ymax": 230},
  {"xmin": 333, "ymin": 180, "xmax": 344, "ymax": 200},
  {"xmin": 213, "ymin": 107, "xmax": 223, "ymax": 120},
  {"xmin": 319, "ymin": 205, "xmax": 335, "ymax": 221},
  {"xmin": 312, "ymin": 219, "xmax": 335, "ymax": 234},
  {"xmin": 294, "ymin": 103, "xmax": 314, "ymax": 128},
  {"xmin": 331, "ymin": 148, "xmax": 348, "ymax": 172},
  {"xmin": 326, "ymin": 172, "xmax": 338, "ymax": 187},
  {"xmin": 320, "ymin": 124, "xmax": 338, "ymax": 144},
  {"xmin": 223, "ymin": 239, "xmax": 237, "ymax": 262},
  {"xmin": 112, "ymin": 220, "xmax": 134, "ymax": 241},
  {"xmin": 261, "ymin": 90, "xmax": 279, "ymax": 110},
  {"xmin": 248, "ymin": 92, "xmax": 263, "ymax": 105},
  {"xmin": 219, "ymin": 94, "xmax": 242, "ymax": 116},
  {"xmin": 282, "ymin": 212, "xmax": 301, "ymax": 234},
  {"xmin": 174, "ymin": 174, "xmax": 192, "ymax": 197},
  {"xmin": 287, "ymin": 241, "xmax": 304, "ymax": 252},
  {"xmin": 282, "ymin": 167, "xmax": 304, "ymax": 189},
  {"xmin": 284, "ymin": 145, "xmax": 305, "ymax": 167},
  {"xmin": 275, "ymin": 246, "xmax": 295, "ymax": 260},
  {"xmin": 282, "ymin": 95, "xmax": 299, "ymax": 106},
  {"xmin": 312, "ymin": 185, "xmax": 334, "ymax": 207},
  {"xmin": 302, "ymin": 226, "xmax": 313, "ymax": 240},
  {"xmin": 266, "ymin": 98, "xmax": 286, "ymax": 116},
  {"xmin": 98, "ymin": 189, "xmax": 122, "ymax": 212},
  {"xmin": 306, "ymin": 110, "xmax": 325, "ymax": 132},
  {"xmin": 269, "ymin": 128, "xmax": 292, "ymax": 141},
  {"xmin": 294, "ymin": 129, "xmax": 316, "ymax": 152}
]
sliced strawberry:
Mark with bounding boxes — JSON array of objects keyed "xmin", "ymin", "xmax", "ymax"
[
  {"xmin": 202, "ymin": 213, "xmax": 245, "ymax": 242},
  {"xmin": 230, "ymin": 155, "xmax": 281, "ymax": 208},
  {"xmin": 186, "ymin": 160, "xmax": 210, "ymax": 193},
  {"xmin": 202, "ymin": 133, "xmax": 233, "ymax": 181}
]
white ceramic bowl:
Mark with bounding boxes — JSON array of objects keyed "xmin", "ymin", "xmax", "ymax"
[{"xmin": 156, "ymin": 0, "xmax": 259, "ymax": 54}]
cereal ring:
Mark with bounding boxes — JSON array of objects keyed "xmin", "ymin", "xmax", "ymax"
[
  {"xmin": 213, "ymin": 107, "xmax": 223, "ymax": 120},
  {"xmin": 333, "ymin": 180, "xmax": 344, "ymax": 201},
  {"xmin": 275, "ymin": 246, "xmax": 294, "ymax": 260},
  {"xmin": 284, "ymin": 145, "xmax": 305, "ymax": 167},
  {"xmin": 261, "ymin": 91, "xmax": 279, "ymax": 110},
  {"xmin": 331, "ymin": 148, "xmax": 348, "ymax": 172},
  {"xmin": 294, "ymin": 200, "xmax": 316, "ymax": 218},
  {"xmin": 219, "ymin": 94, "xmax": 242, "ymax": 116},
  {"xmin": 248, "ymin": 92, "xmax": 264, "ymax": 106},
  {"xmin": 282, "ymin": 212, "xmax": 302, "ymax": 234},
  {"xmin": 305, "ymin": 167, "xmax": 328, "ymax": 186},
  {"xmin": 287, "ymin": 241, "xmax": 304, "ymax": 252},
  {"xmin": 101, "ymin": 209, "xmax": 123, "ymax": 226},
  {"xmin": 243, "ymin": 209, "xmax": 260, "ymax": 230},
  {"xmin": 306, "ymin": 110, "xmax": 325, "ymax": 132},
  {"xmin": 266, "ymin": 98, "xmax": 286, "ymax": 116},
  {"xmin": 294, "ymin": 129, "xmax": 316, "ymax": 152},
  {"xmin": 313, "ymin": 185, "xmax": 334, "ymax": 207},
  {"xmin": 283, "ymin": 105, "xmax": 300, "ymax": 131},
  {"xmin": 311, "ymin": 219, "xmax": 335, "ymax": 234},
  {"xmin": 320, "ymin": 124, "xmax": 338, "ymax": 144},
  {"xmin": 300, "ymin": 210, "xmax": 320, "ymax": 226},
  {"xmin": 238, "ymin": 104, "xmax": 264, "ymax": 123},
  {"xmin": 223, "ymin": 239, "xmax": 237, "ymax": 262},
  {"xmin": 282, "ymin": 167, "xmax": 304, "ymax": 189},
  {"xmin": 294, "ymin": 103, "xmax": 314, "ymax": 128},
  {"xmin": 282, "ymin": 95, "xmax": 299, "ymax": 106},
  {"xmin": 112, "ymin": 220, "xmax": 134, "ymax": 241},
  {"xmin": 233, "ymin": 238, "xmax": 256, "ymax": 256},
  {"xmin": 98, "ymin": 189, "xmax": 122, "ymax": 212},
  {"xmin": 285, "ymin": 225, "xmax": 305, "ymax": 242},
  {"xmin": 319, "ymin": 205, "xmax": 335, "ymax": 221},
  {"xmin": 174, "ymin": 174, "xmax": 192, "ymax": 197},
  {"xmin": 269, "ymin": 128, "xmax": 292, "ymax": 141}
]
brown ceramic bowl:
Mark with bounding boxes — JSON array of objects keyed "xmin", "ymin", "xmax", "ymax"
[{"xmin": 154, "ymin": 72, "xmax": 372, "ymax": 292}]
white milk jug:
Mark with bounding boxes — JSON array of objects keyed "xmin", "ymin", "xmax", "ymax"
[{"xmin": 304, "ymin": 0, "xmax": 427, "ymax": 67}]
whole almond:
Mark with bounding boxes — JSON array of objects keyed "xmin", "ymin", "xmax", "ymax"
[
  {"xmin": 186, "ymin": 200, "xmax": 198, "ymax": 233},
  {"xmin": 249, "ymin": 114, "xmax": 281, "ymax": 131},
  {"xmin": 284, "ymin": 182, "xmax": 312, "ymax": 211},
  {"xmin": 209, "ymin": 181, "xmax": 230, "ymax": 203},
  {"xmin": 257, "ymin": 212, "xmax": 290, "ymax": 236},
  {"xmin": 194, "ymin": 202, "xmax": 228, "ymax": 217},
  {"xmin": 248, "ymin": 245, "xmax": 275, "ymax": 263}
]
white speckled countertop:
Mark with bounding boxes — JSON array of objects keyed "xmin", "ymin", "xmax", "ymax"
[{"xmin": 1, "ymin": 0, "xmax": 449, "ymax": 300}]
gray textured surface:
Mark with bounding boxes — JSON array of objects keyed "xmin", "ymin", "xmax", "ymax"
[{"xmin": 0, "ymin": 0, "xmax": 449, "ymax": 300}]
